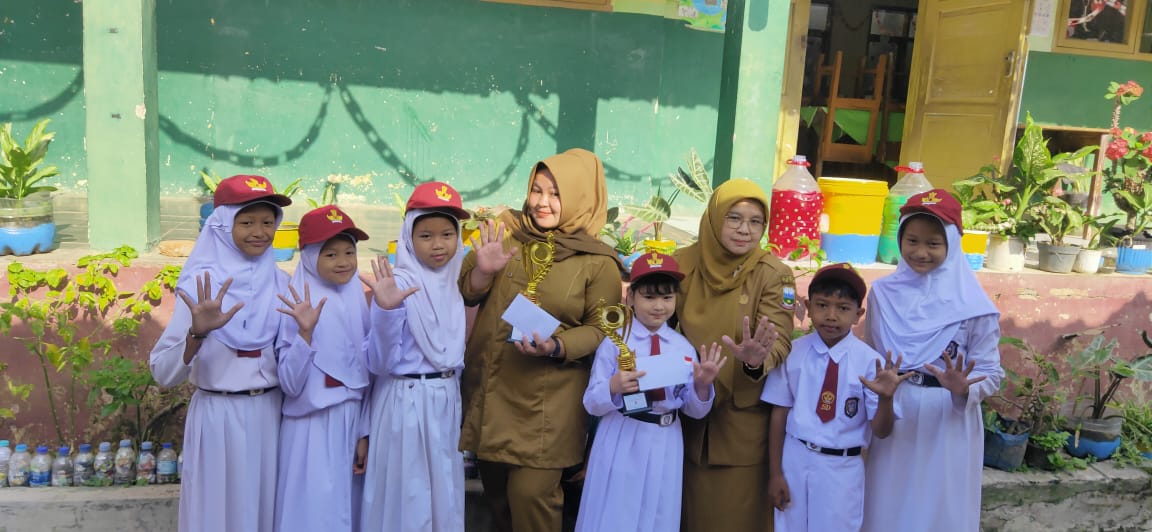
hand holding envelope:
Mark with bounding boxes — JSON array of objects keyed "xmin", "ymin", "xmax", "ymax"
[
  {"xmin": 501, "ymin": 293, "xmax": 561, "ymax": 346},
  {"xmin": 635, "ymin": 353, "xmax": 694, "ymax": 391}
]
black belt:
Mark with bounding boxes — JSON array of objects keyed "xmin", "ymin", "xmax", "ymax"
[
  {"xmin": 198, "ymin": 386, "xmax": 277, "ymax": 397},
  {"xmin": 898, "ymin": 370, "xmax": 942, "ymax": 388},
  {"xmin": 400, "ymin": 369, "xmax": 456, "ymax": 379},
  {"xmin": 798, "ymin": 438, "xmax": 862, "ymax": 457},
  {"xmin": 628, "ymin": 410, "xmax": 678, "ymax": 427}
]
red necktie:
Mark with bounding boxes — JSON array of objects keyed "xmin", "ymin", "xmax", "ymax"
[
  {"xmin": 646, "ymin": 334, "xmax": 666, "ymax": 402},
  {"xmin": 816, "ymin": 357, "xmax": 838, "ymax": 423}
]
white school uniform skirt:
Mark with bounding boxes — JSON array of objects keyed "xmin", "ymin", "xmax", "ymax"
[
  {"xmin": 180, "ymin": 387, "xmax": 282, "ymax": 532},
  {"xmin": 275, "ymin": 399, "xmax": 361, "ymax": 532},
  {"xmin": 361, "ymin": 375, "xmax": 464, "ymax": 532},
  {"xmin": 575, "ymin": 412, "xmax": 684, "ymax": 532},
  {"xmin": 862, "ymin": 383, "xmax": 984, "ymax": 532}
]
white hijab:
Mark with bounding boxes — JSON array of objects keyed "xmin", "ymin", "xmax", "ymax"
[
  {"xmin": 176, "ymin": 202, "xmax": 288, "ymax": 351},
  {"xmin": 867, "ymin": 213, "xmax": 1000, "ymax": 368},
  {"xmin": 391, "ymin": 208, "xmax": 466, "ymax": 370},
  {"xmin": 280, "ymin": 238, "xmax": 370, "ymax": 389}
]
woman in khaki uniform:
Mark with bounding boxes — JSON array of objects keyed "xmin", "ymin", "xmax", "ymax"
[
  {"xmin": 674, "ymin": 179, "xmax": 796, "ymax": 532},
  {"xmin": 458, "ymin": 148, "xmax": 624, "ymax": 532}
]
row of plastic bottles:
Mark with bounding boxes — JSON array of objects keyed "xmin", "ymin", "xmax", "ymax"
[
  {"xmin": 0, "ymin": 439, "xmax": 181, "ymax": 487},
  {"xmin": 766, "ymin": 156, "xmax": 933, "ymax": 264}
]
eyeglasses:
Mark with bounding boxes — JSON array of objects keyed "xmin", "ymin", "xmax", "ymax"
[{"xmin": 723, "ymin": 214, "xmax": 766, "ymax": 232}]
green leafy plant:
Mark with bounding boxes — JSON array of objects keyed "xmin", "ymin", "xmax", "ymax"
[
  {"xmin": 87, "ymin": 357, "xmax": 189, "ymax": 445},
  {"xmin": 1101, "ymin": 81, "xmax": 1152, "ymax": 235},
  {"xmin": 600, "ymin": 207, "xmax": 648, "ymax": 256},
  {"xmin": 199, "ymin": 169, "xmax": 222, "ymax": 195},
  {"xmin": 306, "ymin": 172, "xmax": 375, "ymax": 208},
  {"xmin": 1067, "ymin": 334, "xmax": 1152, "ymax": 421},
  {"xmin": 279, "ymin": 177, "xmax": 304, "ymax": 199},
  {"xmin": 0, "ymin": 363, "xmax": 33, "ymax": 430},
  {"xmin": 1030, "ymin": 196, "xmax": 1086, "ymax": 247},
  {"xmin": 621, "ymin": 183, "xmax": 675, "ymax": 242},
  {"xmin": 1112, "ymin": 400, "xmax": 1152, "ymax": 468},
  {"xmin": 1083, "ymin": 213, "xmax": 1121, "ymax": 250},
  {"xmin": 1029, "ymin": 430, "xmax": 1091, "ymax": 471},
  {"xmin": 668, "ymin": 148, "xmax": 714, "ymax": 204},
  {"xmin": 989, "ymin": 337, "xmax": 1066, "ymax": 436},
  {"xmin": 0, "ymin": 119, "xmax": 60, "ymax": 200},
  {"xmin": 0, "ymin": 246, "xmax": 181, "ymax": 443}
]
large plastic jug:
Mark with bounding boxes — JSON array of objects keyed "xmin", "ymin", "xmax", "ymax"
[
  {"xmin": 768, "ymin": 155, "xmax": 824, "ymax": 258},
  {"xmin": 877, "ymin": 162, "xmax": 933, "ymax": 264}
]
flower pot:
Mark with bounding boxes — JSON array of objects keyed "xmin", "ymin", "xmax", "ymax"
[
  {"xmin": 0, "ymin": 193, "xmax": 57, "ymax": 256},
  {"xmin": 983, "ymin": 425, "xmax": 1029, "ymax": 471},
  {"xmin": 1116, "ymin": 242, "xmax": 1152, "ymax": 274},
  {"xmin": 960, "ymin": 230, "xmax": 990, "ymax": 255},
  {"xmin": 272, "ymin": 222, "xmax": 299, "ymax": 262},
  {"xmin": 1072, "ymin": 248, "xmax": 1103, "ymax": 274},
  {"xmin": 1036, "ymin": 243, "xmax": 1080, "ymax": 273},
  {"xmin": 965, "ymin": 253, "xmax": 985, "ymax": 271},
  {"xmin": 199, "ymin": 201, "xmax": 214, "ymax": 230},
  {"xmin": 1099, "ymin": 247, "xmax": 1119, "ymax": 274},
  {"xmin": 1023, "ymin": 442, "xmax": 1057, "ymax": 471},
  {"xmin": 1065, "ymin": 434, "xmax": 1121, "ymax": 460},
  {"xmin": 619, "ymin": 250, "xmax": 643, "ymax": 270},
  {"xmin": 984, "ymin": 234, "xmax": 1025, "ymax": 272},
  {"xmin": 387, "ymin": 239, "xmax": 398, "ymax": 265},
  {"xmin": 1064, "ymin": 416, "xmax": 1123, "ymax": 459}
]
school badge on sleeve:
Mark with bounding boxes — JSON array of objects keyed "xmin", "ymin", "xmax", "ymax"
[
  {"xmin": 844, "ymin": 397, "xmax": 860, "ymax": 418},
  {"xmin": 781, "ymin": 286, "xmax": 796, "ymax": 310}
]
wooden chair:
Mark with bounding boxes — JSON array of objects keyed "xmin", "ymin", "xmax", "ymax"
[
  {"xmin": 813, "ymin": 52, "xmax": 887, "ymax": 178},
  {"xmin": 876, "ymin": 52, "xmax": 904, "ymax": 165},
  {"xmin": 804, "ymin": 52, "xmax": 840, "ymax": 106}
]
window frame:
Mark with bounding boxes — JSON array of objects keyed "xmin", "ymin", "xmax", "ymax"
[{"xmin": 1053, "ymin": 0, "xmax": 1152, "ymax": 60}]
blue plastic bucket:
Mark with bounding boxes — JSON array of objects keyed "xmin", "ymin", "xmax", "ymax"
[
  {"xmin": 1065, "ymin": 434, "xmax": 1121, "ymax": 459},
  {"xmin": 0, "ymin": 222, "xmax": 57, "ymax": 256},
  {"xmin": 820, "ymin": 232, "xmax": 880, "ymax": 265},
  {"xmin": 1116, "ymin": 244, "xmax": 1152, "ymax": 274}
]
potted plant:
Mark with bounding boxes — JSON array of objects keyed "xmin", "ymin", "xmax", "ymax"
[
  {"xmin": 600, "ymin": 207, "xmax": 645, "ymax": 269},
  {"xmin": 963, "ymin": 113, "xmax": 1097, "ymax": 272},
  {"xmin": 1100, "ymin": 81, "xmax": 1152, "ymax": 273},
  {"xmin": 1026, "ymin": 430, "xmax": 1089, "ymax": 472},
  {"xmin": 953, "ymin": 176, "xmax": 1005, "ymax": 271},
  {"xmin": 984, "ymin": 337, "xmax": 1065, "ymax": 471},
  {"xmin": 1064, "ymin": 333, "xmax": 1152, "ymax": 459},
  {"xmin": 1112, "ymin": 401, "xmax": 1152, "ymax": 466},
  {"xmin": 0, "ymin": 119, "xmax": 60, "ymax": 256},
  {"xmin": 1074, "ymin": 214, "xmax": 1119, "ymax": 274},
  {"xmin": 1031, "ymin": 196, "xmax": 1086, "ymax": 273}
]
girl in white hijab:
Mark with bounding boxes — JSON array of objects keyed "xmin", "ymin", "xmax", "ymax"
[
  {"xmin": 360, "ymin": 182, "xmax": 471, "ymax": 532},
  {"xmin": 150, "ymin": 174, "xmax": 291, "ymax": 532},
  {"xmin": 861, "ymin": 189, "xmax": 1003, "ymax": 532},
  {"xmin": 274, "ymin": 205, "xmax": 371, "ymax": 532}
]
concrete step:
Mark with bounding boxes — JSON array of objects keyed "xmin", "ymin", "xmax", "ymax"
[{"xmin": 1, "ymin": 464, "xmax": 1149, "ymax": 531}]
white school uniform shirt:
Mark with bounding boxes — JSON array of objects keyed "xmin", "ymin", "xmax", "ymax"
[
  {"xmin": 278, "ymin": 333, "xmax": 368, "ymax": 417},
  {"xmin": 367, "ymin": 306, "xmax": 464, "ymax": 376},
  {"xmin": 583, "ymin": 319, "xmax": 713, "ymax": 418},
  {"xmin": 760, "ymin": 331, "xmax": 894, "ymax": 450}
]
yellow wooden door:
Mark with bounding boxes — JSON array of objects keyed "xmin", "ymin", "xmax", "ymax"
[
  {"xmin": 775, "ymin": 0, "xmax": 811, "ymax": 178},
  {"xmin": 901, "ymin": 0, "xmax": 1030, "ymax": 189}
]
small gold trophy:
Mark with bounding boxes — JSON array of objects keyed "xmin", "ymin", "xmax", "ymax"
[
  {"xmin": 596, "ymin": 298, "xmax": 651, "ymax": 415},
  {"xmin": 523, "ymin": 232, "xmax": 556, "ymax": 305}
]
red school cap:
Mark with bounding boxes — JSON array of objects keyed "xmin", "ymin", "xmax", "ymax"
[
  {"xmin": 630, "ymin": 251, "xmax": 685, "ymax": 283},
  {"xmin": 900, "ymin": 188, "xmax": 963, "ymax": 234},
  {"xmin": 811, "ymin": 262, "xmax": 867, "ymax": 302},
  {"xmin": 406, "ymin": 181, "xmax": 471, "ymax": 220},
  {"xmin": 298, "ymin": 205, "xmax": 370, "ymax": 248},
  {"xmin": 213, "ymin": 175, "xmax": 293, "ymax": 208}
]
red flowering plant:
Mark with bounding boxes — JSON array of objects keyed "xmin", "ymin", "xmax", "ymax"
[{"xmin": 1103, "ymin": 81, "xmax": 1152, "ymax": 238}]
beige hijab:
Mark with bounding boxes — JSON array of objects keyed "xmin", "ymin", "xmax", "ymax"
[
  {"xmin": 500, "ymin": 148, "xmax": 622, "ymax": 266},
  {"xmin": 676, "ymin": 178, "xmax": 772, "ymax": 327}
]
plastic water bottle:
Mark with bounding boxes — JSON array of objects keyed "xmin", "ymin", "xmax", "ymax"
[
  {"xmin": 9, "ymin": 444, "xmax": 31, "ymax": 487},
  {"xmin": 73, "ymin": 443, "xmax": 95, "ymax": 486},
  {"xmin": 137, "ymin": 442, "xmax": 156, "ymax": 484},
  {"xmin": 52, "ymin": 446, "xmax": 73, "ymax": 487},
  {"xmin": 29, "ymin": 446, "xmax": 52, "ymax": 487},
  {"xmin": 768, "ymin": 155, "xmax": 825, "ymax": 259},
  {"xmin": 877, "ymin": 162, "xmax": 934, "ymax": 264},
  {"xmin": 0, "ymin": 440, "xmax": 11, "ymax": 487},
  {"xmin": 177, "ymin": 450, "xmax": 183, "ymax": 483},
  {"xmin": 93, "ymin": 442, "xmax": 114, "ymax": 485},
  {"xmin": 157, "ymin": 443, "xmax": 178, "ymax": 484},
  {"xmin": 114, "ymin": 440, "xmax": 136, "ymax": 485}
]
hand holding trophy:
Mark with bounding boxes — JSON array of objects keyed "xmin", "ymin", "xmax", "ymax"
[{"xmin": 597, "ymin": 298, "xmax": 651, "ymax": 415}]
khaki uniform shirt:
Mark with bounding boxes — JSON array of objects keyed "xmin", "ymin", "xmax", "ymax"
[{"xmin": 459, "ymin": 246, "xmax": 622, "ymax": 469}]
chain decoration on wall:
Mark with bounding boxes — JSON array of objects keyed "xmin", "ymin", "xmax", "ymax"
[{"xmin": 834, "ymin": 7, "xmax": 870, "ymax": 33}]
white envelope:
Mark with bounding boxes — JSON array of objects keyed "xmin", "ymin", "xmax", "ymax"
[
  {"xmin": 501, "ymin": 293, "xmax": 561, "ymax": 343},
  {"xmin": 636, "ymin": 354, "xmax": 694, "ymax": 391}
]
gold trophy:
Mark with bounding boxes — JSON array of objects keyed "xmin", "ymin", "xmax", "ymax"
[
  {"xmin": 523, "ymin": 232, "xmax": 556, "ymax": 305},
  {"xmin": 596, "ymin": 298, "xmax": 651, "ymax": 415}
]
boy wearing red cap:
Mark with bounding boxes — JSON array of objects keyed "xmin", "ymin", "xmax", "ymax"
[
  {"xmin": 150, "ymin": 174, "xmax": 292, "ymax": 532},
  {"xmin": 274, "ymin": 205, "xmax": 372, "ymax": 532},
  {"xmin": 359, "ymin": 182, "xmax": 472, "ymax": 532},
  {"xmin": 862, "ymin": 189, "xmax": 1002, "ymax": 532},
  {"xmin": 760, "ymin": 263, "xmax": 908, "ymax": 531},
  {"xmin": 575, "ymin": 252, "xmax": 727, "ymax": 532}
]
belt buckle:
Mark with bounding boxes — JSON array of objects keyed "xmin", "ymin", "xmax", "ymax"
[
  {"xmin": 443, "ymin": 369, "xmax": 456, "ymax": 378},
  {"xmin": 804, "ymin": 440, "xmax": 820, "ymax": 452},
  {"xmin": 659, "ymin": 413, "xmax": 674, "ymax": 427},
  {"xmin": 248, "ymin": 388, "xmax": 266, "ymax": 396},
  {"xmin": 908, "ymin": 372, "xmax": 924, "ymax": 386}
]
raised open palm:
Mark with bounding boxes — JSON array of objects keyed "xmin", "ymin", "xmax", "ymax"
[
  {"xmin": 360, "ymin": 255, "xmax": 418, "ymax": 310},
  {"xmin": 176, "ymin": 271, "xmax": 243, "ymax": 336},
  {"xmin": 471, "ymin": 219, "xmax": 516, "ymax": 275}
]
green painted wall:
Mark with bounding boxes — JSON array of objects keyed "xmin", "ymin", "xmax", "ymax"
[
  {"xmin": 1019, "ymin": 52, "xmax": 1152, "ymax": 129},
  {"xmin": 1, "ymin": 1, "xmax": 727, "ymax": 212}
]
